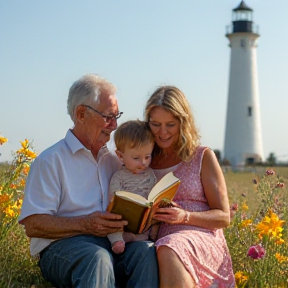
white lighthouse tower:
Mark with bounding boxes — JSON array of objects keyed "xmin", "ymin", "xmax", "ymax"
[{"xmin": 223, "ymin": 1, "xmax": 264, "ymax": 167}]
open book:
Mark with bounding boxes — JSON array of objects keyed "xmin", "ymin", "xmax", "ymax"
[{"xmin": 107, "ymin": 172, "xmax": 180, "ymax": 234}]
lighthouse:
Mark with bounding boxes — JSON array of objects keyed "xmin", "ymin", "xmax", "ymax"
[{"xmin": 223, "ymin": 0, "xmax": 264, "ymax": 167}]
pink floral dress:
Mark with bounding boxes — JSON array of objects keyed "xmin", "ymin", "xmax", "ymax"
[{"xmin": 155, "ymin": 146, "xmax": 235, "ymax": 288}]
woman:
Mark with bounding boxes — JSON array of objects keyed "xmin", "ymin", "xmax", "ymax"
[{"xmin": 145, "ymin": 86, "xmax": 235, "ymax": 288}]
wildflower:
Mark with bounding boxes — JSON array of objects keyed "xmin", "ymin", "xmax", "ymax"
[
  {"xmin": 240, "ymin": 219, "xmax": 252, "ymax": 228},
  {"xmin": 10, "ymin": 183, "xmax": 17, "ymax": 189},
  {"xmin": 0, "ymin": 135, "xmax": 8, "ymax": 145},
  {"xmin": 230, "ymin": 203, "xmax": 238, "ymax": 219},
  {"xmin": 247, "ymin": 244, "xmax": 266, "ymax": 260},
  {"xmin": 265, "ymin": 169, "xmax": 275, "ymax": 176},
  {"xmin": 0, "ymin": 194, "xmax": 10, "ymax": 204},
  {"xmin": 16, "ymin": 139, "xmax": 37, "ymax": 159},
  {"xmin": 231, "ymin": 203, "xmax": 239, "ymax": 211},
  {"xmin": 242, "ymin": 203, "xmax": 249, "ymax": 210},
  {"xmin": 22, "ymin": 165, "xmax": 30, "ymax": 175},
  {"xmin": 235, "ymin": 271, "xmax": 248, "ymax": 286},
  {"xmin": 256, "ymin": 211, "xmax": 285, "ymax": 239},
  {"xmin": 275, "ymin": 182, "xmax": 285, "ymax": 188},
  {"xmin": 25, "ymin": 149, "xmax": 37, "ymax": 159},
  {"xmin": 4, "ymin": 205, "xmax": 15, "ymax": 217},
  {"xmin": 275, "ymin": 253, "xmax": 288, "ymax": 263},
  {"xmin": 275, "ymin": 238, "xmax": 285, "ymax": 245}
]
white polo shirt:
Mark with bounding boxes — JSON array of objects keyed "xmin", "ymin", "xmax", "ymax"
[{"xmin": 19, "ymin": 129, "xmax": 121, "ymax": 256}]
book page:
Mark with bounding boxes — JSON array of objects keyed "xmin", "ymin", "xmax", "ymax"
[
  {"xmin": 147, "ymin": 172, "xmax": 180, "ymax": 202},
  {"xmin": 115, "ymin": 191, "xmax": 150, "ymax": 207}
]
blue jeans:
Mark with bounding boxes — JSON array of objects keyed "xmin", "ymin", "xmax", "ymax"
[{"xmin": 39, "ymin": 235, "xmax": 159, "ymax": 288}]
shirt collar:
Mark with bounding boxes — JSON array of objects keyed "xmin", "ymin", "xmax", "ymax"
[{"xmin": 65, "ymin": 129, "xmax": 109, "ymax": 157}]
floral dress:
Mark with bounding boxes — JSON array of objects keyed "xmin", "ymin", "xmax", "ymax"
[{"xmin": 154, "ymin": 146, "xmax": 235, "ymax": 288}]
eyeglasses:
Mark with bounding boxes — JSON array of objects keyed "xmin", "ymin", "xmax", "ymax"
[{"xmin": 83, "ymin": 105, "xmax": 123, "ymax": 123}]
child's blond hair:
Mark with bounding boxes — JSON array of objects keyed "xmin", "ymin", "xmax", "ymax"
[{"xmin": 114, "ymin": 120, "xmax": 154, "ymax": 152}]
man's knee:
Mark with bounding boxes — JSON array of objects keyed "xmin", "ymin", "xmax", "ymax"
[
  {"xmin": 75, "ymin": 244, "xmax": 114, "ymax": 270},
  {"xmin": 72, "ymin": 246, "xmax": 115, "ymax": 287}
]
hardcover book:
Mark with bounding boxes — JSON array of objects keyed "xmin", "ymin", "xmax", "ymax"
[{"xmin": 107, "ymin": 172, "xmax": 180, "ymax": 234}]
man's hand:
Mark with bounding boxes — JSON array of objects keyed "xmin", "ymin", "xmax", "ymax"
[
  {"xmin": 20, "ymin": 212, "xmax": 128, "ymax": 239},
  {"xmin": 85, "ymin": 211, "xmax": 128, "ymax": 237}
]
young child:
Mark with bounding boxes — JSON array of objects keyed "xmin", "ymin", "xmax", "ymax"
[{"xmin": 108, "ymin": 120, "xmax": 157, "ymax": 254}]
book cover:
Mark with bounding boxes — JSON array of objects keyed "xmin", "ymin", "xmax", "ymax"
[{"xmin": 107, "ymin": 172, "xmax": 180, "ymax": 234}]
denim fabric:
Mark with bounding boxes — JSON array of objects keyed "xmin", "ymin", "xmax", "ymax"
[
  {"xmin": 114, "ymin": 241, "xmax": 159, "ymax": 288},
  {"xmin": 39, "ymin": 235, "xmax": 159, "ymax": 288}
]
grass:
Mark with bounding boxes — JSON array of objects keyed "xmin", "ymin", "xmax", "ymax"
[{"xmin": 225, "ymin": 166, "xmax": 288, "ymax": 212}]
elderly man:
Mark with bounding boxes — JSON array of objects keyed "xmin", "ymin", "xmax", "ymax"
[{"xmin": 19, "ymin": 74, "xmax": 159, "ymax": 288}]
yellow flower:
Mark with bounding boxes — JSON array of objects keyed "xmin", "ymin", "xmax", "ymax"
[
  {"xmin": 16, "ymin": 139, "xmax": 37, "ymax": 159},
  {"xmin": 0, "ymin": 135, "xmax": 8, "ymax": 145},
  {"xmin": 235, "ymin": 271, "xmax": 248, "ymax": 287},
  {"xmin": 0, "ymin": 194, "xmax": 10, "ymax": 204},
  {"xmin": 20, "ymin": 139, "xmax": 29, "ymax": 149},
  {"xmin": 256, "ymin": 211, "xmax": 285, "ymax": 239},
  {"xmin": 22, "ymin": 165, "xmax": 30, "ymax": 175},
  {"xmin": 25, "ymin": 149, "xmax": 37, "ymax": 159},
  {"xmin": 240, "ymin": 219, "xmax": 252, "ymax": 228},
  {"xmin": 275, "ymin": 238, "xmax": 285, "ymax": 245},
  {"xmin": 4, "ymin": 205, "xmax": 15, "ymax": 217},
  {"xmin": 275, "ymin": 253, "xmax": 288, "ymax": 263},
  {"xmin": 242, "ymin": 203, "xmax": 249, "ymax": 210},
  {"xmin": 3, "ymin": 198, "xmax": 22, "ymax": 218}
]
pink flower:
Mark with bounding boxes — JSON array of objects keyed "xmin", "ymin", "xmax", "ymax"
[
  {"xmin": 231, "ymin": 203, "xmax": 239, "ymax": 211},
  {"xmin": 275, "ymin": 182, "xmax": 285, "ymax": 188},
  {"xmin": 265, "ymin": 169, "xmax": 275, "ymax": 176},
  {"xmin": 247, "ymin": 244, "xmax": 266, "ymax": 260}
]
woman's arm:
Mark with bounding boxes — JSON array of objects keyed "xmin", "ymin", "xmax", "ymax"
[{"xmin": 153, "ymin": 148, "xmax": 230, "ymax": 230}]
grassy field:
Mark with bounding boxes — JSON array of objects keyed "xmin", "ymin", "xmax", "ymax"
[
  {"xmin": 1, "ymin": 162, "xmax": 288, "ymax": 287},
  {"xmin": 224, "ymin": 166, "xmax": 288, "ymax": 212}
]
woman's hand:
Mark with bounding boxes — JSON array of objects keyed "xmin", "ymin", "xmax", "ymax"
[{"xmin": 153, "ymin": 207, "xmax": 189, "ymax": 225}]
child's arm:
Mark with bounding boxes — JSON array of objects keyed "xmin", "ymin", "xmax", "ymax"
[{"xmin": 108, "ymin": 172, "xmax": 123, "ymax": 202}]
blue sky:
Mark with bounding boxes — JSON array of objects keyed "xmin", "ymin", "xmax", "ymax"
[{"xmin": 1, "ymin": 0, "xmax": 288, "ymax": 163}]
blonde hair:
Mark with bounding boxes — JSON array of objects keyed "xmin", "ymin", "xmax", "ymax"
[
  {"xmin": 144, "ymin": 86, "xmax": 200, "ymax": 161},
  {"xmin": 67, "ymin": 74, "xmax": 117, "ymax": 122},
  {"xmin": 114, "ymin": 120, "xmax": 154, "ymax": 152}
]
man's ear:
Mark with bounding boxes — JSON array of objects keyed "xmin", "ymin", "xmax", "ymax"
[
  {"xmin": 115, "ymin": 149, "xmax": 123, "ymax": 162},
  {"xmin": 75, "ymin": 105, "xmax": 86, "ymax": 123}
]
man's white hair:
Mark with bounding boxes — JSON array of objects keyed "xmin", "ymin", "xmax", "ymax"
[{"xmin": 67, "ymin": 74, "xmax": 117, "ymax": 122}]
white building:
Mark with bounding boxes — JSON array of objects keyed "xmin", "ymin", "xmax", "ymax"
[{"xmin": 223, "ymin": 1, "xmax": 264, "ymax": 167}]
